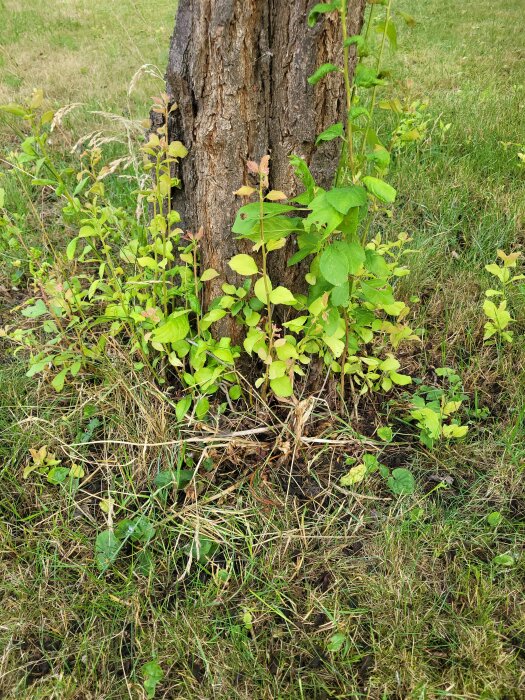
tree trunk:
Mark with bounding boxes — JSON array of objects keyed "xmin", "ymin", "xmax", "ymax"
[{"xmin": 164, "ymin": 0, "xmax": 366, "ymax": 337}]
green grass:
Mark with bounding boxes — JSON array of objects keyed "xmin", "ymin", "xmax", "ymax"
[
  {"xmin": 1, "ymin": 0, "xmax": 525, "ymax": 698},
  {"xmin": 0, "ymin": 0, "xmax": 175, "ymax": 128}
]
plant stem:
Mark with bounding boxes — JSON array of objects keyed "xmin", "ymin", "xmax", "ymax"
[
  {"xmin": 259, "ymin": 174, "xmax": 273, "ymax": 398},
  {"xmin": 361, "ymin": 0, "xmax": 392, "ymax": 156},
  {"xmin": 340, "ymin": 309, "xmax": 350, "ymax": 400},
  {"xmin": 340, "ymin": 1, "xmax": 355, "ymax": 180},
  {"xmin": 193, "ymin": 242, "xmax": 201, "ymax": 335},
  {"xmin": 160, "ymin": 106, "xmax": 170, "ymax": 318}
]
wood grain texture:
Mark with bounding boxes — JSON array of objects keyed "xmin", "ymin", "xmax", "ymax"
[{"xmin": 164, "ymin": 0, "xmax": 366, "ymax": 336}]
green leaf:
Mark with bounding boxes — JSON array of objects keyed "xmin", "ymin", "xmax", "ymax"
[
  {"xmin": 355, "ymin": 64, "xmax": 383, "ymax": 88},
  {"xmin": 290, "ymin": 155, "xmax": 316, "ymax": 198},
  {"xmin": 492, "ymin": 553, "xmax": 515, "ymax": 567},
  {"xmin": 142, "ymin": 660, "xmax": 164, "ymax": 700},
  {"xmin": 154, "ymin": 468, "xmax": 194, "ymax": 491},
  {"xmin": 137, "ymin": 256, "xmax": 158, "ymax": 270},
  {"xmin": 270, "ymin": 375, "xmax": 293, "ymax": 398},
  {"xmin": 228, "ymin": 254, "xmax": 259, "ymax": 276},
  {"xmin": 229, "ymin": 384, "xmax": 242, "ymax": 400},
  {"xmin": 387, "ymin": 468, "xmax": 415, "ymax": 495},
  {"xmin": 26, "ymin": 356, "xmax": 54, "ymax": 378},
  {"xmin": 243, "ymin": 328, "xmax": 266, "ymax": 354},
  {"xmin": 175, "ymin": 395, "xmax": 192, "ymax": 421},
  {"xmin": 304, "ymin": 192, "xmax": 343, "ymax": 235},
  {"xmin": 201, "ymin": 308, "xmax": 226, "ymax": 331},
  {"xmin": 66, "ymin": 237, "xmax": 78, "ymax": 261},
  {"xmin": 269, "ymin": 360, "xmax": 287, "ymax": 380},
  {"xmin": 339, "ymin": 206, "xmax": 360, "ymax": 237},
  {"xmin": 377, "ymin": 426, "xmax": 393, "ymax": 442},
  {"xmin": 390, "ymin": 372, "xmax": 412, "ymax": 386},
  {"xmin": 307, "ymin": 2, "xmax": 340, "ymax": 27},
  {"xmin": 69, "ymin": 463, "xmax": 85, "ymax": 479},
  {"xmin": 308, "ymin": 63, "xmax": 341, "ymax": 86},
  {"xmin": 232, "ymin": 201, "xmax": 297, "ymax": 238},
  {"xmin": 95, "ymin": 530, "xmax": 121, "ymax": 571},
  {"xmin": 487, "ymin": 511, "xmax": 502, "ymax": 527},
  {"xmin": 269, "ymin": 286, "xmax": 296, "ymax": 305},
  {"xmin": 254, "ymin": 276, "xmax": 272, "ymax": 304},
  {"xmin": 316, "ymin": 123, "xmax": 344, "ymax": 145},
  {"xmin": 0, "ymin": 103, "xmax": 27, "ymax": 117},
  {"xmin": 442, "ymin": 424, "xmax": 468, "ymax": 439},
  {"xmin": 22, "ymin": 299, "xmax": 48, "ymax": 318},
  {"xmin": 168, "ymin": 140, "xmax": 188, "ymax": 158},
  {"xmin": 365, "ymin": 249, "xmax": 390, "ymax": 277},
  {"xmin": 47, "ymin": 467, "xmax": 70, "ymax": 484},
  {"xmin": 397, "ymin": 10, "xmax": 416, "ymax": 27},
  {"xmin": 375, "ymin": 19, "xmax": 398, "ymax": 50},
  {"xmin": 325, "ymin": 185, "xmax": 367, "ymax": 214},
  {"xmin": 234, "ymin": 209, "xmax": 301, "ymax": 243},
  {"xmin": 191, "ymin": 536, "xmax": 218, "ymax": 563},
  {"xmin": 320, "ymin": 243, "xmax": 350, "ymax": 286},
  {"xmin": 349, "ymin": 105, "xmax": 370, "ymax": 122},
  {"xmin": 344, "ymin": 240, "xmax": 366, "ymax": 274},
  {"xmin": 362, "ymin": 176, "xmax": 396, "ymax": 203},
  {"xmin": 51, "ymin": 367, "xmax": 68, "ymax": 392},
  {"xmin": 327, "ymin": 632, "xmax": 346, "ymax": 653},
  {"xmin": 410, "ymin": 406, "xmax": 441, "ymax": 440},
  {"xmin": 483, "ymin": 300, "xmax": 511, "ymax": 329},
  {"xmin": 360, "ymin": 281, "xmax": 394, "ymax": 306},
  {"xmin": 331, "ymin": 283, "xmax": 350, "ymax": 307},
  {"xmin": 343, "ymin": 35, "xmax": 365, "ymax": 52},
  {"xmin": 115, "ymin": 515, "xmax": 155, "ymax": 544},
  {"xmin": 151, "ymin": 311, "xmax": 190, "ymax": 344},
  {"xmin": 195, "ymin": 397, "xmax": 210, "ymax": 420},
  {"xmin": 366, "ymin": 144, "xmax": 390, "ymax": 171}
]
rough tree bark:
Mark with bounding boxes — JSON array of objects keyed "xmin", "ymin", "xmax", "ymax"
[{"xmin": 164, "ymin": 0, "xmax": 366, "ymax": 337}]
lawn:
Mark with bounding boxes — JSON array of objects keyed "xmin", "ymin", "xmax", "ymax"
[{"xmin": 0, "ymin": 1, "xmax": 524, "ymax": 698}]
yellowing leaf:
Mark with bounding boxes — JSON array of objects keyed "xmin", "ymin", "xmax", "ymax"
[
  {"xmin": 442, "ymin": 424, "xmax": 468, "ymax": 439},
  {"xmin": 390, "ymin": 372, "xmax": 412, "ymax": 386},
  {"xmin": 254, "ymin": 275, "xmax": 272, "ymax": 303},
  {"xmin": 266, "ymin": 237, "xmax": 287, "ymax": 251},
  {"xmin": 150, "ymin": 311, "xmax": 190, "ymax": 344},
  {"xmin": 485, "ymin": 263, "xmax": 507, "ymax": 283},
  {"xmin": 268, "ymin": 360, "xmax": 287, "ymax": 380},
  {"xmin": 379, "ymin": 355, "xmax": 400, "ymax": 372},
  {"xmin": 443, "ymin": 401, "xmax": 462, "ymax": 416},
  {"xmin": 269, "ymin": 286, "xmax": 296, "ymax": 305},
  {"xmin": 70, "ymin": 463, "xmax": 85, "ymax": 479},
  {"xmin": 228, "ymin": 254, "xmax": 259, "ymax": 276},
  {"xmin": 30, "ymin": 88, "xmax": 44, "ymax": 109},
  {"xmin": 270, "ymin": 375, "xmax": 293, "ymax": 398},
  {"xmin": 234, "ymin": 185, "xmax": 256, "ymax": 197},
  {"xmin": 483, "ymin": 299, "xmax": 511, "ymax": 329},
  {"xmin": 340, "ymin": 464, "xmax": 367, "ymax": 487},
  {"xmin": 266, "ymin": 190, "xmax": 287, "ymax": 201},
  {"xmin": 200, "ymin": 268, "xmax": 219, "ymax": 282},
  {"xmin": 168, "ymin": 141, "xmax": 188, "ymax": 159},
  {"xmin": 497, "ymin": 249, "xmax": 521, "ymax": 267},
  {"xmin": 99, "ymin": 497, "xmax": 114, "ymax": 514}
]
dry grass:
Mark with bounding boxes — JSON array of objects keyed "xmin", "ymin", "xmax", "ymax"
[{"xmin": 0, "ymin": 0, "xmax": 175, "ymax": 129}]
